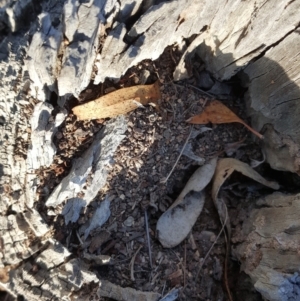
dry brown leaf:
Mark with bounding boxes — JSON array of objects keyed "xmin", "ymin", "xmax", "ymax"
[
  {"xmin": 211, "ymin": 158, "xmax": 279, "ymax": 301},
  {"xmin": 73, "ymin": 81, "xmax": 161, "ymax": 120},
  {"xmin": 212, "ymin": 158, "xmax": 279, "ymax": 202},
  {"xmin": 186, "ymin": 100, "xmax": 264, "ymax": 139},
  {"xmin": 170, "ymin": 157, "xmax": 217, "ymax": 209}
]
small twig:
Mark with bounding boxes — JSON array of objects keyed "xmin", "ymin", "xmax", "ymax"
[
  {"xmin": 184, "ymin": 240, "xmax": 187, "ymax": 288},
  {"xmin": 76, "ymin": 230, "xmax": 83, "ymax": 245},
  {"xmin": 151, "ymin": 271, "xmax": 161, "ymax": 284},
  {"xmin": 169, "ymin": 47, "xmax": 177, "ymax": 65},
  {"xmin": 161, "ymin": 281, "xmax": 167, "ymax": 296},
  {"xmin": 223, "ymin": 207, "xmax": 233, "ymax": 301},
  {"xmin": 160, "ymin": 126, "xmax": 193, "ymax": 184},
  {"xmin": 130, "ymin": 245, "xmax": 143, "ymax": 281},
  {"xmin": 187, "ymin": 84, "xmax": 215, "ymax": 98},
  {"xmin": 144, "ymin": 210, "xmax": 153, "ymax": 269}
]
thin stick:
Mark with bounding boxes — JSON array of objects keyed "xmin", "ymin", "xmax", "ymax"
[
  {"xmin": 160, "ymin": 126, "xmax": 193, "ymax": 184},
  {"xmin": 223, "ymin": 206, "xmax": 233, "ymax": 301},
  {"xmin": 184, "ymin": 240, "xmax": 187, "ymax": 288},
  {"xmin": 130, "ymin": 245, "xmax": 142, "ymax": 281},
  {"xmin": 187, "ymin": 84, "xmax": 215, "ymax": 98},
  {"xmin": 144, "ymin": 210, "xmax": 153, "ymax": 269}
]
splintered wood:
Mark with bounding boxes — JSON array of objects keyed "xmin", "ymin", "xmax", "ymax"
[{"xmin": 73, "ymin": 81, "xmax": 161, "ymax": 120}]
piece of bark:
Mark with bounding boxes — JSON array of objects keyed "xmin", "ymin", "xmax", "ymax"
[
  {"xmin": 242, "ymin": 31, "xmax": 300, "ymax": 174},
  {"xmin": 94, "ymin": 21, "xmax": 128, "ymax": 83},
  {"xmin": 0, "ymin": 0, "xmax": 42, "ymax": 32},
  {"xmin": 62, "ymin": 198, "xmax": 87, "ymax": 225},
  {"xmin": 94, "ymin": 0, "xmax": 218, "ymax": 84},
  {"xmin": 83, "ymin": 253, "xmax": 111, "ymax": 265},
  {"xmin": 46, "ymin": 116, "xmax": 127, "ymax": 209},
  {"xmin": 23, "ymin": 208, "xmax": 49, "ymax": 237},
  {"xmin": 57, "ymin": 0, "xmax": 119, "ymax": 97},
  {"xmin": 0, "ymin": 29, "xmax": 33, "ymax": 215},
  {"xmin": 27, "ymin": 12, "xmax": 63, "ymax": 101},
  {"xmin": 79, "ymin": 198, "xmax": 111, "ymax": 240},
  {"xmin": 27, "ymin": 102, "xmax": 66, "ymax": 170},
  {"xmin": 0, "ymin": 214, "xmax": 47, "ymax": 268},
  {"xmin": 27, "ymin": 0, "xmax": 119, "ymax": 100},
  {"xmin": 98, "ymin": 280, "xmax": 160, "ymax": 301},
  {"xmin": 233, "ymin": 192, "xmax": 300, "ymax": 301},
  {"xmin": 95, "ymin": 0, "xmax": 300, "ymax": 85},
  {"xmin": 116, "ymin": 0, "xmax": 144, "ymax": 22},
  {"xmin": 2, "ymin": 239, "xmax": 98, "ymax": 300},
  {"xmin": 174, "ymin": 0, "xmax": 300, "ymax": 81}
]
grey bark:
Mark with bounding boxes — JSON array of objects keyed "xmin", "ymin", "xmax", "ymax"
[
  {"xmin": 1, "ymin": 0, "xmax": 300, "ymax": 300},
  {"xmin": 233, "ymin": 193, "xmax": 300, "ymax": 301}
]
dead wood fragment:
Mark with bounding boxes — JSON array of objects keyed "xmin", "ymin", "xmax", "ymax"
[
  {"xmin": 27, "ymin": 102, "xmax": 66, "ymax": 170},
  {"xmin": 233, "ymin": 192, "xmax": 300, "ymax": 301},
  {"xmin": 98, "ymin": 280, "xmax": 160, "ymax": 301},
  {"xmin": 4, "ymin": 242, "xmax": 98, "ymax": 301},
  {"xmin": 46, "ymin": 116, "xmax": 127, "ymax": 209},
  {"xmin": 83, "ymin": 253, "xmax": 111, "ymax": 265},
  {"xmin": 243, "ymin": 31, "xmax": 300, "ymax": 174},
  {"xmin": 130, "ymin": 245, "xmax": 143, "ymax": 281},
  {"xmin": 79, "ymin": 198, "xmax": 111, "ymax": 240},
  {"xmin": 0, "ymin": 214, "xmax": 47, "ymax": 268},
  {"xmin": 211, "ymin": 158, "xmax": 280, "ymax": 301},
  {"xmin": 62, "ymin": 198, "xmax": 87, "ymax": 225},
  {"xmin": 145, "ymin": 210, "xmax": 153, "ymax": 269}
]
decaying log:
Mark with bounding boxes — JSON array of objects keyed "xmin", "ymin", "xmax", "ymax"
[
  {"xmin": 2, "ymin": 239, "xmax": 99, "ymax": 300},
  {"xmin": 1, "ymin": 0, "xmax": 300, "ymax": 300},
  {"xmin": 233, "ymin": 193, "xmax": 300, "ymax": 301},
  {"xmin": 242, "ymin": 31, "xmax": 300, "ymax": 174}
]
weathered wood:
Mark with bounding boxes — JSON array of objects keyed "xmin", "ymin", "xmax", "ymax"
[
  {"xmin": 27, "ymin": 102, "xmax": 66, "ymax": 170},
  {"xmin": 233, "ymin": 193, "xmax": 300, "ymax": 301},
  {"xmin": 2, "ymin": 239, "xmax": 98, "ymax": 300},
  {"xmin": 0, "ymin": 32, "xmax": 29, "ymax": 214},
  {"xmin": 98, "ymin": 280, "xmax": 161, "ymax": 301},
  {"xmin": 45, "ymin": 116, "xmax": 127, "ymax": 209},
  {"xmin": 242, "ymin": 32, "xmax": 300, "ymax": 173},
  {"xmin": 2, "ymin": 0, "xmax": 300, "ymax": 300}
]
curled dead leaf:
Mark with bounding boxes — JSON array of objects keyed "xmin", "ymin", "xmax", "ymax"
[
  {"xmin": 210, "ymin": 158, "xmax": 279, "ymax": 301},
  {"xmin": 157, "ymin": 158, "xmax": 217, "ymax": 248},
  {"xmin": 171, "ymin": 157, "xmax": 217, "ymax": 209},
  {"xmin": 186, "ymin": 100, "xmax": 264, "ymax": 139},
  {"xmin": 73, "ymin": 81, "xmax": 161, "ymax": 120},
  {"xmin": 212, "ymin": 158, "xmax": 279, "ymax": 202}
]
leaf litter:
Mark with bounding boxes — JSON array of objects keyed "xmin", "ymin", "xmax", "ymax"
[
  {"xmin": 157, "ymin": 158, "xmax": 217, "ymax": 248},
  {"xmin": 187, "ymin": 99, "xmax": 264, "ymax": 139},
  {"xmin": 34, "ymin": 47, "xmax": 277, "ymax": 301}
]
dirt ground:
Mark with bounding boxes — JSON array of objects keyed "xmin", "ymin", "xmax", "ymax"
[{"xmin": 16, "ymin": 45, "xmax": 277, "ymax": 301}]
